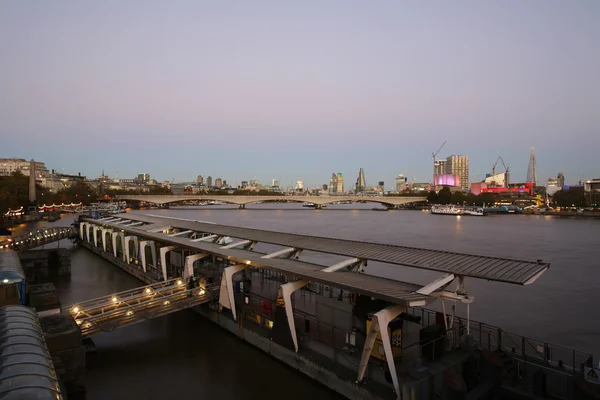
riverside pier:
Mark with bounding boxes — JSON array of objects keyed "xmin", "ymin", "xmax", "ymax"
[
  {"xmin": 2, "ymin": 214, "xmax": 598, "ymax": 400},
  {"xmin": 73, "ymin": 214, "xmax": 597, "ymax": 400}
]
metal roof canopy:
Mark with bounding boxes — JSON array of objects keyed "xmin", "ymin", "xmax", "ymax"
[
  {"xmin": 0, "ymin": 249, "xmax": 25, "ymax": 281},
  {"xmin": 0, "ymin": 305, "xmax": 63, "ymax": 399},
  {"xmin": 91, "ymin": 218, "xmax": 432, "ymax": 306},
  {"xmin": 109, "ymin": 214, "xmax": 549, "ymax": 285}
]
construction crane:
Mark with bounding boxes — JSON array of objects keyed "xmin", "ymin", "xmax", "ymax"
[
  {"xmin": 432, "ymin": 141, "xmax": 447, "ymax": 188},
  {"xmin": 491, "ymin": 156, "xmax": 509, "ymax": 187}
]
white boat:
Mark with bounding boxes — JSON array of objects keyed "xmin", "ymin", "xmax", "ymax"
[
  {"xmin": 463, "ymin": 208, "xmax": 486, "ymax": 216},
  {"xmin": 430, "ymin": 205, "xmax": 463, "ymax": 215}
]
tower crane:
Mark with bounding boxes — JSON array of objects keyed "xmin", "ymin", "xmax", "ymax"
[
  {"xmin": 491, "ymin": 156, "xmax": 509, "ymax": 187},
  {"xmin": 432, "ymin": 141, "xmax": 447, "ymax": 188}
]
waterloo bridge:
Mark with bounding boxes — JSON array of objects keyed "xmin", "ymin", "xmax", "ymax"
[{"xmin": 115, "ymin": 194, "xmax": 428, "ymax": 209}]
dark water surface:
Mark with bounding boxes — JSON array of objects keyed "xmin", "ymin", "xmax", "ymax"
[{"xmin": 24, "ymin": 205, "xmax": 600, "ymax": 399}]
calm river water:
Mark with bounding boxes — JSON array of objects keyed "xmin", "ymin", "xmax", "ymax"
[{"xmin": 23, "ymin": 204, "xmax": 600, "ymax": 399}]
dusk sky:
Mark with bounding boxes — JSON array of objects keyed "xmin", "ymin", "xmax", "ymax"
[{"xmin": 1, "ymin": 1, "xmax": 598, "ymax": 188}]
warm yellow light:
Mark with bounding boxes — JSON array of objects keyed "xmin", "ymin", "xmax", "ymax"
[
  {"xmin": 126, "ymin": 310, "xmax": 134, "ymax": 316},
  {"xmin": 72, "ymin": 306, "xmax": 79, "ymax": 313},
  {"xmin": 164, "ymin": 300, "xmax": 171, "ymax": 306},
  {"xmin": 176, "ymin": 280, "xmax": 183, "ymax": 286},
  {"xmin": 111, "ymin": 296, "xmax": 118, "ymax": 303},
  {"xmin": 145, "ymin": 288, "xmax": 152, "ymax": 294},
  {"xmin": 75, "ymin": 319, "xmax": 82, "ymax": 325},
  {"xmin": 198, "ymin": 288, "xmax": 206, "ymax": 296}
]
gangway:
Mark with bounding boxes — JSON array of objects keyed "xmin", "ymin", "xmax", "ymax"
[
  {"xmin": 66, "ymin": 278, "xmax": 216, "ymax": 337},
  {"xmin": 0, "ymin": 226, "xmax": 78, "ymax": 251}
]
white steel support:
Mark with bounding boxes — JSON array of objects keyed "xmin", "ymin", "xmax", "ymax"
[
  {"xmin": 281, "ymin": 280, "xmax": 310, "ymax": 352},
  {"xmin": 139, "ymin": 241, "xmax": 156, "ymax": 273},
  {"xmin": 124, "ymin": 236, "xmax": 139, "ymax": 264},
  {"xmin": 125, "ymin": 221, "xmax": 144, "ymax": 227},
  {"xmin": 357, "ymin": 304, "xmax": 406, "ymax": 400},
  {"xmin": 79, "ymin": 222, "xmax": 86, "ymax": 240},
  {"xmin": 417, "ymin": 274, "xmax": 455, "ymax": 295},
  {"xmin": 159, "ymin": 246, "xmax": 176, "ymax": 282},
  {"xmin": 184, "ymin": 253, "xmax": 209, "ymax": 279},
  {"xmin": 191, "ymin": 234, "xmax": 218, "ymax": 242},
  {"xmin": 169, "ymin": 230, "xmax": 193, "ymax": 237},
  {"xmin": 92, "ymin": 226, "xmax": 99, "ymax": 247},
  {"xmin": 101, "ymin": 228, "xmax": 112, "ymax": 252},
  {"xmin": 220, "ymin": 240, "xmax": 252, "ymax": 249},
  {"xmin": 261, "ymin": 247, "xmax": 296, "ymax": 259},
  {"xmin": 87, "ymin": 224, "xmax": 94, "ymax": 243},
  {"xmin": 111, "ymin": 232, "xmax": 124, "ymax": 259},
  {"xmin": 219, "ymin": 264, "xmax": 247, "ymax": 320},
  {"xmin": 322, "ymin": 258, "xmax": 360, "ymax": 273}
]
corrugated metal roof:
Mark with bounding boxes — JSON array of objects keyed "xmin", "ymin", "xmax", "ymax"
[
  {"xmin": 91, "ymin": 218, "xmax": 432, "ymax": 306},
  {"xmin": 0, "ymin": 305, "xmax": 63, "ymax": 400},
  {"xmin": 107, "ymin": 214, "xmax": 549, "ymax": 285},
  {"xmin": 0, "ymin": 249, "xmax": 25, "ymax": 282}
]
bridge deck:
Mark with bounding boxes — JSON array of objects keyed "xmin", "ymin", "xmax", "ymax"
[
  {"xmin": 1, "ymin": 226, "xmax": 78, "ymax": 251},
  {"xmin": 67, "ymin": 278, "xmax": 215, "ymax": 337},
  {"xmin": 109, "ymin": 214, "xmax": 549, "ymax": 285}
]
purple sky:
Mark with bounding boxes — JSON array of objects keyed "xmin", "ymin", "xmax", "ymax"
[{"xmin": 1, "ymin": 1, "xmax": 598, "ymax": 188}]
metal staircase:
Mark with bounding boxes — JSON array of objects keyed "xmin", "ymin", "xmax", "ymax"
[{"xmin": 66, "ymin": 278, "xmax": 216, "ymax": 337}]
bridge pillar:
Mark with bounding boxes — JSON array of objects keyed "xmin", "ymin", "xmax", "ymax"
[
  {"xmin": 112, "ymin": 232, "xmax": 125, "ymax": 260},
  {"xmin": 357, "ymin": 304, "xmax": 406, "ymax": 400},
  {"xmin": 238, "ymin": 204, "xmax": 246, "ymax": 209},
  {"xmin": 139, "ymin": 241, "xmax": 157, "ymax": 273},
  {"xmin": 281, "ymin": 280, "xmax": 310, "ymax": 352},
  {"xmin": 159, "ymin": 246, "xmax": 177, "ymax": 282},
  {"xmin": 219, "ymin": 264, "xmax": 247, "ymax": 320},
  {"xmin": 314, "ymin": 204, "xmax": 323, "ymax": 210},
  {"xmin": 183, "ymin": 253, "xmax": 209, "ymax": 279},
  {"xmin": 124, "ymin": 236, "xmax": 139, "ymax": 264}
]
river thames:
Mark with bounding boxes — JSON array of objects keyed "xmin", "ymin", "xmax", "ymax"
[{"xmin": 24, "ymin": 204, "xmax": 600, "ymax": 399}]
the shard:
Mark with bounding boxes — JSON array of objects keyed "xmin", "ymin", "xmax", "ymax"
[
  {"xmin": 526, "ymin": 147, "xmax": 538, "ymax": 186},
  {"xmin": 355, "ymin": 168, "xmax": 366, "ymax": 192}
]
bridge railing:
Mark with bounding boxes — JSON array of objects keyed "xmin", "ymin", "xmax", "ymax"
[{"xmin": 67, "ymin": 278, "xmax": 218, "ymax": 336}]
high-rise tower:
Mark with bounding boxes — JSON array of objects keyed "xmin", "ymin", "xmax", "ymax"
[
  {"xmin": 526, "ymin": 147, "xmax": 538, "ymax": 186},
  {"xmin": 355, "ymin": 168, "xmax": 366, "ymax": 192}
]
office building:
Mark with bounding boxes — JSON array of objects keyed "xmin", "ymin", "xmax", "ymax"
[{"xmin": 445, "ymin": 155, "xmax": 469, "ymax": 191}]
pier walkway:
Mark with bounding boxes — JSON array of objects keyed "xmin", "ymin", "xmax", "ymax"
[
  {"xmin": 66, "ymin": 278, "xmax": 216, "ymax": 337},
  {"xmin": 1, "ymin": 226, "xmax": 78, "ymax": 251}
]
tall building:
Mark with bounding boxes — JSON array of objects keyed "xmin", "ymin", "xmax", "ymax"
[
  {"xmin": 433, "ymin": 160, "xmax": 447, "ymax": 177},
  {"xmin": 395, "ymin": 174, "xmax": 407, "ymax": 192},
  {"xmin": 557, "ymin": 172, "xmax": 565, "ymax": 187},
  {"xmin": 206, "ymin": 176, "xmax": 213, "ymax": 187},
  {"xmin": 137, "ymin": 173, "xmax": 150, "ymax": 183},
  {"xmin": 295, "ymin": 178, "xmax": 304, "ymax": 190},
  {"xmin": 377, "ymin": 181, "xmax": 384, "ymax": 193},
  {"xmin": 197, "ymin": 175, "xmax": 204, "ymax": 185},
  {"xmin": 355, "ymin": 168, "xmax": 366, "ymax": 193},
  {"xmin": 0, "ymin": 158, "xmax": 49, "ymax": 179},
  {"xmin": 445, "ymin": 155, "xmax": 469, "ymax": 191},
  {"xmin": 526, "ymin": 147, "xmax": 538, "ymax": 186},
  {"xmin": 329, "ymin": 173, "xmax": 344, "ymax": 194},
  {"xmin": 215, "ymin": 178, "xmax": 223, "ymax": 188},
  {"xmin": 271, "ymin": 179, "xmax": 279, "ymax": 187}
]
